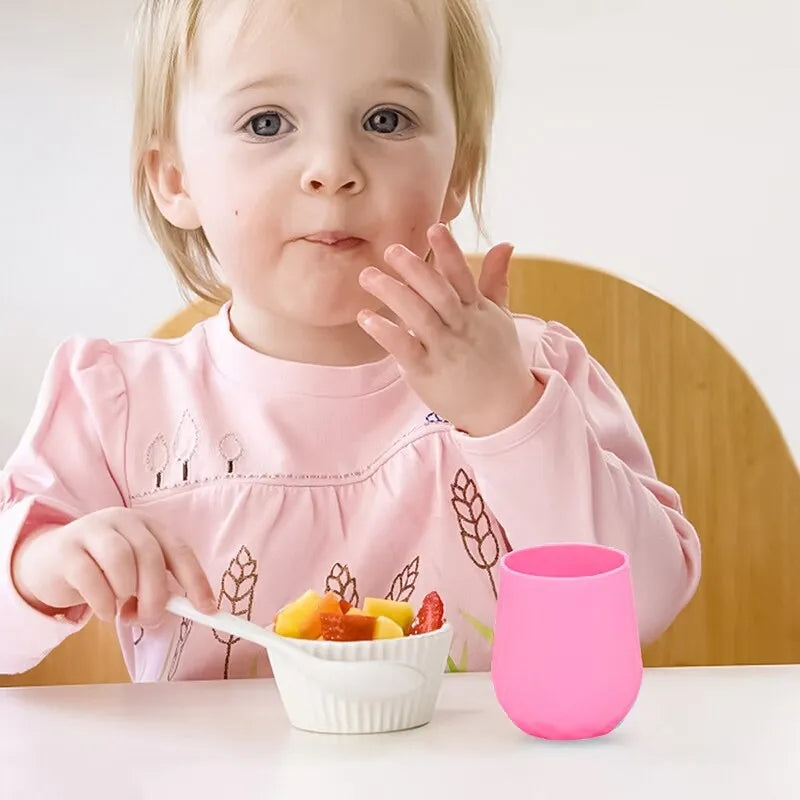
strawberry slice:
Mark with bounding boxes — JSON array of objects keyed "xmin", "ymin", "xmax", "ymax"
[
  {"xmin": 320, "ymin": 612, "xmax": 376, "ymax": 642},
  {"xmin": 338, "ymin": 598, "xmax": 352, "ymax": 614},
  {"xmin": 410, "ymin": 591, "xmax": 445, "ymax": 635}
]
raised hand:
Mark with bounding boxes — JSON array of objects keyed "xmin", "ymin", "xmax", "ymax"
[{"xmin": 358, "ymin": 223, "xmax": 542, "ymax": 437}]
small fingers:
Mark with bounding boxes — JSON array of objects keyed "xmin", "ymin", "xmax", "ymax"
[
  {"xmin": 83, "ymin": 527, "xmax": 137, "ymax": 605},
  {"xmin": 357, "ymin": 310, "xmax": 427, "ymax": 368},
  {"xmin": 69, "ymin": 510, "xmax": 214, "ymax": 626},
  {"xmin": 477, "ymin": 242, "xmax": 514, "ymax": 308},
  {"xmin": 427, "ymin": 224, "xmax": 480, "ymax": 304},
  {"xmin": 114, "ymin": 516, "xmax": 172, "ymax": 626},
  {"xmin": 359, "ymin": 267, "xmax": 445, "ymax": 343},
  {"xmin": 383, "ymin": 244, "xmax": 464, "ymax": 328},
  {"xmin": 153, "ymin": 531, "xmax": 216, "ymax": 615},
  {"xmin": 63, "ymin": 548, "xmax": 118, "ymax": 622}
]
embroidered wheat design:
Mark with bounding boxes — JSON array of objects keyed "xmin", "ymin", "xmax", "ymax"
[
  {"xmin": 325, "ymin": 563, "xmax": 359, "ymax": 606},
  {"xmin": 167, "ymin": 617, "xmax": 193, "ymax": 681},
  {"xmin": 451, "ymin": 468, "xmax": 500, "ymax": 599},
  {"xmin": 386, "ymin": 556, "xmax": 419, "ymax": 602},
  {"xmin": 213, "ymin": 546, "xmax": 258, "ymax": 679}
]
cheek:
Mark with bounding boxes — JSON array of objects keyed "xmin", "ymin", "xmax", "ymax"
[
  {"xmin": 383, "ymin": 182, "xmax": 447, "ymax": 255},
  {"xmin": 377, "ymin": 141, "xmax": 455, "ymax": 219},
  {"xmin": 183, "ymin": 134, "xmax": 268, "ymax": 213},
  {"xmin": 186, "ymin": 158, "xmax": 279, "ymax": 245}
]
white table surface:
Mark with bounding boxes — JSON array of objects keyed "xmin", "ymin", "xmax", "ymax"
[{"xmin": 1, "ymin": 666, "xmax": 798, "ymax": 800}]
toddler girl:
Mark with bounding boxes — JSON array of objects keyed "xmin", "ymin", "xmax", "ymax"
[{"xmin": 0, "ymin": 0, "xmax": 700, "ymax": 681}]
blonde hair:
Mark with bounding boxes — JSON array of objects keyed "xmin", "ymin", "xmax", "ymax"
[{"xmin": 131, "ymin": 0, "xmax": 496, "ymax": 303}]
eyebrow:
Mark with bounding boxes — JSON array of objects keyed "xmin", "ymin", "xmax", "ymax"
[
  {"xmin": 376, "ymin": 77, "xmax": 433, "ymax": 100},
  {"xmin": 223, "ymin": 75, "xmax": 433, "ymax": 101},
  {"xmin": 224, "ymin": 74, "xmax": 298, "ymax": 99}
]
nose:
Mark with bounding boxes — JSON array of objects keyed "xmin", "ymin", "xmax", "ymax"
[{"xmin": 300, "ymin": 142, "xmax": 365, "ymax": 197}]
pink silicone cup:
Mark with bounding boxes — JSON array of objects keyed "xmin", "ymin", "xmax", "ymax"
[{"xmin": 490, "ymin": 543, "xmax": 643, "ymax": 740}]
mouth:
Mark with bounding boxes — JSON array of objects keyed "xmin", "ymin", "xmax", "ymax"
[{"xmin": 301, "ymin": 231, "xmax": 366, "ymax": 251}]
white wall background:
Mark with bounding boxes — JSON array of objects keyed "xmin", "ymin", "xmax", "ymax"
[{"xmin": 1, "ymin": 0, "xmax": 798, "ymax": 464}]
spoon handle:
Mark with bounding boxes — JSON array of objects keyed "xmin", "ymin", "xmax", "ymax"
[{"xmin": 166, "ymin": 595, "xmax": 273, "ymax": 648}]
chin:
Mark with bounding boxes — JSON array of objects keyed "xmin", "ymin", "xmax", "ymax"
[
  {"xmin": 280, "ymin": 299, "xmax": 373, "ymax": 329},
  {"xmin": 283, "ymin": 285, "xmax": 383, "ymax": 328}
]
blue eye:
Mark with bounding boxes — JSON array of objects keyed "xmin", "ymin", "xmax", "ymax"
[
  {"xmin": 365, "ymin": 108, "xmax": 412, "ymax": 135},
  {"xmin": 247, "ymin": 111, "xmax": 289, "ymax": 137}
]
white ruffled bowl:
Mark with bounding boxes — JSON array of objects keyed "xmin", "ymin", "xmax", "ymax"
[{"xmin": 262, "ymin": 623, "xmax": 454, "ymax": 734}]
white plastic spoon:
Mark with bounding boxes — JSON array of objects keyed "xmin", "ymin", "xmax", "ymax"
[{"xmin": 165, "ymin": 595, "xmax": 426, "ymax": 699}]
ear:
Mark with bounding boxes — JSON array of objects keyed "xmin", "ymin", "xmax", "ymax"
[
  {"xmin": 440, "ymin": 181, "xmax": 467, "ymax": 224},
  {"xmin": 144, "ymin": 141, "xmax": 202, "ymax": 230}
]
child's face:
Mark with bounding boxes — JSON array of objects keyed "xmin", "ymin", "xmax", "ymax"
[{"xmin": 172, "ymin": 0, "xmax": 462, "ymax": 326}]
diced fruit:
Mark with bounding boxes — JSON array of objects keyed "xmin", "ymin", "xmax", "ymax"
[
  {"xmin": 318, "ymin": 592, "xmax": 344, "ymax": 617},
  {"xmin": 274, "ymin": 587, "xmax": 447, "ymax": 641},
  {"xmin": 410, "ymin": 591, "xmax": 445, "ymax": 635},
  {"xmin": 274, "ymin": 590, "xmax": 323, "ymax": 639},
  {"xmin": 373, "ymin": 615, "xmax": 404, "ymax": 639},
  {"xmin": 320, "ymin": 612, "xmax": 377, "ymax": 642},
  {"xmin": 363, "ymin": 598, "xmax": 415, "ymax": 634}
]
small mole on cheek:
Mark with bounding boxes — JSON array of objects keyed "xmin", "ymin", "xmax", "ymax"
[{"xmin": 235, "ymin": 210, "xmax": 239, "ymax": 217}]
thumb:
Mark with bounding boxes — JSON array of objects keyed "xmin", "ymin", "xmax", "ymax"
[{"xmin": 477, "ymin": 243, "xmax": 514, "ymax": 308}]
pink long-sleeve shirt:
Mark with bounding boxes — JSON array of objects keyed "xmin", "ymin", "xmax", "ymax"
[{"xmin": 0, "ymin": 305, "xmax": 700, "ymax": 681}]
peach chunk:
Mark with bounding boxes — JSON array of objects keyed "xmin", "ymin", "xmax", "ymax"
[{"xmin": 273, "ymin": 590, "xmax": 323, "ymax": 639}]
